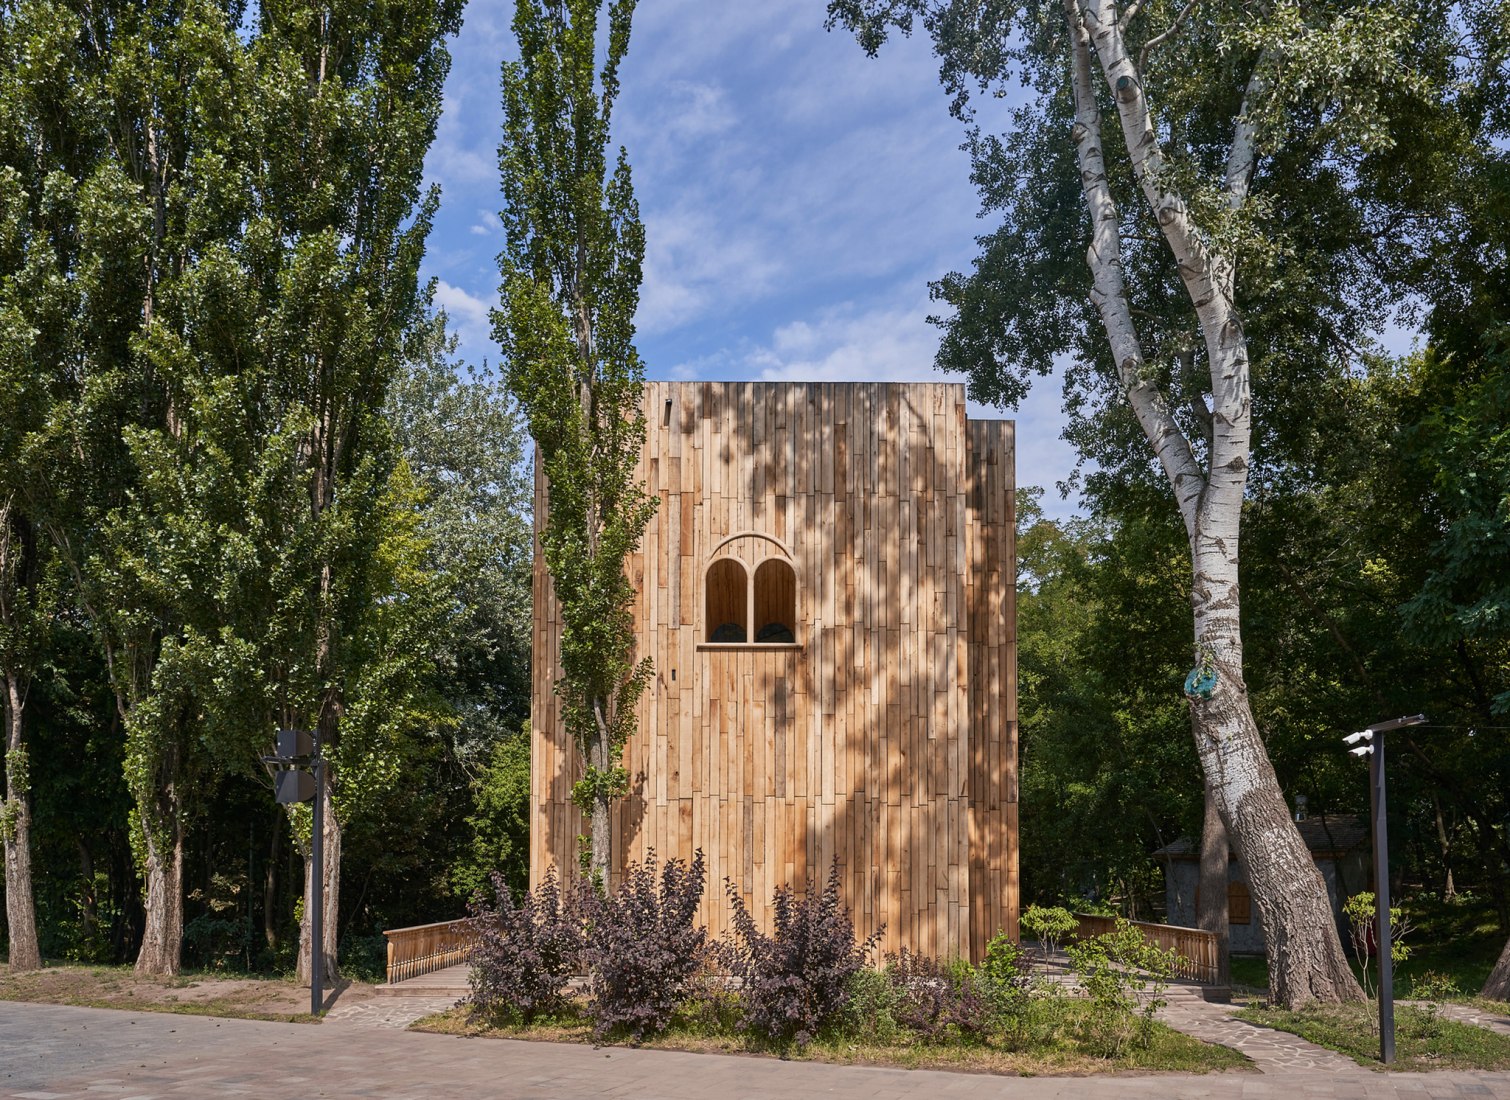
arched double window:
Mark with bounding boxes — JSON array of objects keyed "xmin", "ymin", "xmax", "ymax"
[{"xmin": 703, "ymin": 535, "xmax": 798, "ymax": 646}]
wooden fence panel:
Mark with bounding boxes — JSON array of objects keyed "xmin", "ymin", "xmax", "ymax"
[
  {"xmin": 1072, "ymin": 913, "xmax": 1221, "ymax": 985},
  {"xmin": 382, "ymin": 919, "xmax": 477, "ymax": 985}
]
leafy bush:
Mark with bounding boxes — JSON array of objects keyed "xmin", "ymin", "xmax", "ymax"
[
  {"xmin": 721, "ymin": 857, "xmax": 882, "ymax": 1046},
  {"xmin": 581, "ymin": 849, "xmax": 709, "ymax": 1041},
  {"xmin": 1020, "ymin": 904, "xmax": 1077, "ymax": 962},
  {"xmin": 1412, "ymin": 969, "xmax": 1464, "ymax": 1002},
  {"xmin": 884, "ymin": 948, "xmax": 991, "ymax": 1042},
  {"xmin": 979, "ymin": 930, "xmax": 1033, "ymax": 1023},
  {"xmin": 1065, "ymin": 918, "xmax": 1177, "ymax": 1054},
  {"xmin": 840, "ymin": 966, "xmax": 902, "ymax": 1044},
  {"xmin": 468, "ymin": 867, "xmax": 582, "ymax": 1025},
  {"xmin": 1343, "ymin": 891, "xmax": 1414, "ymax": 1000}
]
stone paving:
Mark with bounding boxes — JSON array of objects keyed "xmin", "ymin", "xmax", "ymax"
[
  {"xmin": 5, "ymin": 1000, "xmax": 1510, "ymax": 1099},
  {"xmin": 1155, "ymin": 996, "xmax": 1364, "ymax": 1073},
  {"xmin": 1403, "ymin": 1003, "xmax": 1510, "ymax": 1039},
  {"xmin": 324, "ymin": 996, "xmax": 460, "ymax": 1029}
]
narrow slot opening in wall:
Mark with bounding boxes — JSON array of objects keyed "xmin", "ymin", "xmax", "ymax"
[
  {"xmin": 753, "ymin": 559, "xmax": 796, "ymax": 643},
  {"xmin": 705, "ymin": 559, "xmax": 748, "ymax": 642}
]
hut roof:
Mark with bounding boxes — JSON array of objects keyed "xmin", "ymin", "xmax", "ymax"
[{"xmin": 1153, "ymin": 814, "xmax": 1367, "ymax": 861}]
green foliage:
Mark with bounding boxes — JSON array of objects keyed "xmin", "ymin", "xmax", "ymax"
[
  {"xmin": 1411, "ymin": 970, "xmax": 1463, "ymax": 1003},
  {"xmin": 840, "ymin": 966, "xmax": 903, "ymax": 1044},
  {"xmin": 1344, "ymin": 891, "xmax": 1414, "ymax": 1000},
  {"xmin": 451, "ymin": 728, "xmax": 532, "ymax": 904},
  {"xmin": 1020, "ymin": 904, "xmax": 1077, "ymax": 956},
  {"xmin": 495, "ymin": 0, "xmax": 655, "ymax": 868},
  {"xmin": 1065, "ymin": 919, "xmax": 1178, "ymax": 1054},
  {"xmin": 1236, "ymin": 1002, "xmax": 1510, "ymax": 1070}
]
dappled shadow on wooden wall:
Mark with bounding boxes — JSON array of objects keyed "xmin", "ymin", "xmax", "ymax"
[{"xmin": 530, "ymin": 381, "xmax": 1016, "ymax": 959}]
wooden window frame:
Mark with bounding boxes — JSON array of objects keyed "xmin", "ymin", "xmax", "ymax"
[{"xmin": 698, "ymin": 534, "xmax": 802, "ymax": 651}]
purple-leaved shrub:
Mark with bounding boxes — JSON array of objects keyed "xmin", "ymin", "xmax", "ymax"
[
  {"xmin": 581, "ymin": 849, "xmax": 709, "ymax": 1040},
  {"xmin": 721, "ymin": 857, "xmax": 882, "ymax": 1046},
  {"xmin": 467, "ymin": 867, "xmax": 582, "ymax": 1025},
  {"xmin": 885, "ymin": 947, "xmax": 991, "ymax": 1042}
]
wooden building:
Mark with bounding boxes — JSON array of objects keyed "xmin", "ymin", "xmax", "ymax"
[{"xmin": 530, "ymin": 381, "xmax": 1018, "ymax": 960}]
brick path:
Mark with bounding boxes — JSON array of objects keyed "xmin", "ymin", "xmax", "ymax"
[{"xmin": 5, "ymin": 1001, "xmax": 1510, "ymax": 1099}]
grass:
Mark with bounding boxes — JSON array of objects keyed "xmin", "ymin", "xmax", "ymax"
[
  {"xmin": 1225, "ymin": 887, "xmax": 1508, "ymax": 1002},
  {"xmin": 0, "ymin": 961, "xmax": 321, "ymax": 1023},
  {"xmin": 409, "ymin": 995, "xmax": 1252, "ymax": 1077},
  {"xmin": 1235, "ymin": 1001, "xmax": 1510, "ymax": 1071}
]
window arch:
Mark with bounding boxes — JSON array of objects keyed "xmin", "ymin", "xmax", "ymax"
[
  {"xmin": 705, "ymin": 559, "xmax": 749, "ymax": 642},
  {"xmin": 701, "ymin": 534, "xmax": 799, "ymax": 647}
]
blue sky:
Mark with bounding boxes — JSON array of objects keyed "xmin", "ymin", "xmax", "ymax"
[{"xmin": 419, "ymin": 1, "xmax": 1084, "ymax": 520}]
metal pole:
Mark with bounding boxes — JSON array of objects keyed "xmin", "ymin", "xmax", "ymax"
[
  {"xmin": 1372, "ymin": 729, "xmax": 1394, "ymax": 1064},
  {"xmin": 311, "ymin": 732, "xmax": 324, "ymax": 1018}
]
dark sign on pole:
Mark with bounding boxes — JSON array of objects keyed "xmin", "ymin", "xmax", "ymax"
[{"xmin": 274, "ymin": 768, "xmax": 315, "ymax": 804}]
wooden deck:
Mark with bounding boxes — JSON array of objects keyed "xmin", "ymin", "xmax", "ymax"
[{"xmin": 372, "ymin": 963, "xmax": 472, "ymax": 999}]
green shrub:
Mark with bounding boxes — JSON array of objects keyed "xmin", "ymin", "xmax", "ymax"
[
  {"xmin": 840, "ymin": 966, "xmax": 902, "ymax": 1044},
  {"xmin": 1064, "ymin": 918, "xmax": 1177, "ymax": 1055},
  {"xmin": 1343, "ymin": 892, "xmax": 1414, "ymax": 1000},
  {"xmin": 979, "ymin": 931, "xmax": 1033, "ymax": 1026},
  {"xmin": 1020, "ymin": 904, "xmax": 1077, "ymax": 961},
  {"xmin": 1411, "ymin": 969, "xmax": 1463, "ymax": 1003}
]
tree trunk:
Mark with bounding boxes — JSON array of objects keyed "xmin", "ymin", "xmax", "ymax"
[
  {"xmin": 1188, "ymin": 586, "xmax": 1360, "ymax": 1007},
  {"xmin": 1484, "ymin": 936, "xmax": 1510, "ymax": 1002},
  {"xmin": 1432, "ymin": 796, "xmax": 1455, "ymax": 899},
  {"xmin": 1196, "ymin": 781, "xmax": 1230, "ymax": 989},
  {"xmin": 589, "ymin": 723, "xmax": 611, "ymax": 885},
  {"xmin": 295, "ymin": 782, "xmax": 340, "ymax": 986},
  {"xmin": 134, "ymin": 813, "xmax": 183, "ymax": 976},
  {"xmin": 264, "ymin": 807, "xmax": 282, "ymax": 953},
  {"xmin": 3, "ymin": 673, "xmax": 41, "ymax": 971}
]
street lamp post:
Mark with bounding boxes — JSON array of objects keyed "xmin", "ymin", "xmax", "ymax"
[
  {"xmin": 266, "ymin": 728, "xmax": 324, "ymax": 1017},
  {"xmin": 1343, "ymin": 713, "xmax": 1426, "ymax": 1065}
]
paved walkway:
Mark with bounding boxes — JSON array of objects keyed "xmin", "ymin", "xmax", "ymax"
[
  {"xmin": 1155, "ymin": 995, "xmax": 1363, "ymax": 1073},
  {"xmin": 1406, "ymin": 1002, "xmax": 1510, "ymax": 1039},
  {"xmin": 5, "ymin": 1001, "xmax": 1510, "ymax": 1099}
]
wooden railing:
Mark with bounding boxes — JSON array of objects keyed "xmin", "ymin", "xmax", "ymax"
[
  {"xmin": 382, "ymin": 918, "xmax": 477, "ymax": 985},
  {"xmin": 1072, "ymin": 914, "xmax": 1222, "ymax": 985}
]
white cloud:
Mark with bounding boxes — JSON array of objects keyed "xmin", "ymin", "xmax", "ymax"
[
  {"xmin": 426, "ymin": 92, "xmax": 495, "ymax": 191},
  {"xmin": 662, "ymin": 293, "xmax": 1082, "ymax": 521},
  {"xmin": 469, "ymin": 210, "xmax": 502, "ymax": 237},
  {"xmin": 433, "ymin": 280, "xmax": 496, "ymax": 364}
]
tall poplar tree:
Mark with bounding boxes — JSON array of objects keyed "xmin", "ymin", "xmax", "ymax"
[
  {"xmin": 1, "ymin": 0, "xmax": 458, "ymax": 977},
  {"xmin": 828, "ymin": 0, "xmax": 1479, "ymax": 1005},
  {"xmin": 494, "ymin": 0, "xmax": 657, "ymax": 885}
]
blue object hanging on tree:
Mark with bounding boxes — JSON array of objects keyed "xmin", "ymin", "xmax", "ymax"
[{"xmin": 1184, "ymin": 653, "xmax": 1218, "ymax": 700}]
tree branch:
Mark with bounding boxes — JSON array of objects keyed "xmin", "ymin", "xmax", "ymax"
[
  {"xmin": 1138, "ymin": 0, "xmax": 1200, "ymax": 71},
  {"xmin": 1063, "ymin": 0, "xmax": 1205, "ymax": 536},
  {"xmin": 1078, "ymin": 0, "xmax": 1252, "ymax": 524},
  {"xmin": 1217, "ymin": 51, "xmax": 1268, "ymax": 299}
]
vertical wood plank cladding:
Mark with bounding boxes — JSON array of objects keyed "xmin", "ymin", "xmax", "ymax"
[{"xmin": 532, "ymin": 382, "xmax": 1017, "ymax": 960}]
